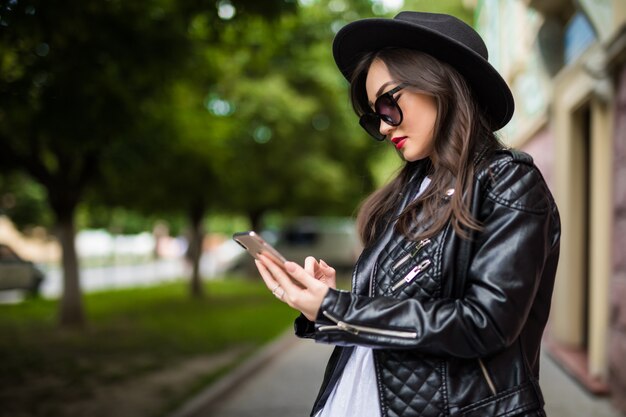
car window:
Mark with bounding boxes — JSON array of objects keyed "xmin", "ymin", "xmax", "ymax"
[{"xmin": 284, "ymin": 230, "xmax": 318, "ymax": 246}]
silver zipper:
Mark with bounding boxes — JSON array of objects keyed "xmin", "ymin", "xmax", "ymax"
[
  {"xmin": 318, "ymin": 311, "xmax": 418, "ymax": 339},
  {"xmin": 478, "ymin": 358, "xmax": 497, "ymax": 395},
  {"xmin": 391, "ymin": 259, "xmax": 432, "ymax": 292},
  {"xmin": 391, "ymin": 238, "xmax": 431, "ymax": 271}
]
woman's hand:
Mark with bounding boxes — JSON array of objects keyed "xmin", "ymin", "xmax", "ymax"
[
  {"xmin": 255, "ymin": 254, "xmax": 331, "ymax": 321},
  {"xmin": 304, "ymin": 256, "xmax": 336, "ymax": 290}
]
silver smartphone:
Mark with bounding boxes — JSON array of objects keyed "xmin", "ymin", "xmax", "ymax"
[{"xmin": 232, "ymin": 231, "xmax": 288, "ymax": 265}]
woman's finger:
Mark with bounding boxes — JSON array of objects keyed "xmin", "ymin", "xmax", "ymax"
[
  {"xmin": 320, "ymin": 259, "xmax": 335, "ymax": 274},
  {"xmin": 304, "ymin": 256, "xmax": 317, "ymax": 276},
  {"xmin": 258, "ymin": 255, "xmax": 302, "ymax": 295},
  {"xmin": 305, "ymin": 256, "xmax": 325, "ymax": 279},
  {"xmin": 284, "ymin": 261, "xmax": 322, "ymax": 288},
  {"xmin": 254, "ymin": 259, "xmax": 280, "ymax": 292}
]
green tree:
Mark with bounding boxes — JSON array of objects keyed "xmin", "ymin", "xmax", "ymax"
[
  {"xmin": 0, "ymin": 0, "xmax": 194, "ymax": 327},
  {"xmin": 91, "ymin": 5, "xmax": 297, "ymax": 298},
  {"xmin": 0, "ymin": 0, "xmax": 294, "ymax": 325},
  {"xmin": 94, "ymin": 81, "xmax": 234, "ymax": 298},
  {"xmin": 93, "ymin": 4, "xmax": 373, "ymax": 295},
  {"xmin": 216, "ymin": 2, "xmax": 380, "ymax": 230}
]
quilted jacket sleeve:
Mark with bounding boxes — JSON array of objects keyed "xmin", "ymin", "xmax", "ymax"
[{"xmin": 310, "ymin": 156, "xmax": 561, "ymax": 358}]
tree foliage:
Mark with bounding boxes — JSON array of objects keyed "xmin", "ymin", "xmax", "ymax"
[
  {"xmin": 0, "ymin": 0, "xmax": 294, "ymax": 323},
  {"xmin": 215, "ymin": 1, "xmax": 380, "ymax": 227},
  {"xmin": 94, "ymin": 0, "xmax": 381, "ymax": 293},
  {"xmin": 0, "ymin": 172, "xmax": 52, "ymax": 231}
]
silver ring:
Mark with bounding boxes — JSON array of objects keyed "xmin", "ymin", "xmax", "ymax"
[
  {"xmin": 272, "ymin": 285, "xmax": 282, "ymax": 296},
  {"xmin": 275, "ymin": 288, "xmax": 285, "ymax": 300}
]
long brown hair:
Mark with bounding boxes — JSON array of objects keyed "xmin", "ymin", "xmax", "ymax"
[{"xmin": 352, "ymin": 48, "xmax": 504, "ymax": 246}]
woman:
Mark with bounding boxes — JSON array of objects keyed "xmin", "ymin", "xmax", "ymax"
[{"xmin": 255, "ymin": 11, "xmax": 560, "ymax": 417}]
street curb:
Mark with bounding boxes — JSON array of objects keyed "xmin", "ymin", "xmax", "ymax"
[{"xmin": 167, "ymin": 328, "xmax": 299, "ymax": 417}]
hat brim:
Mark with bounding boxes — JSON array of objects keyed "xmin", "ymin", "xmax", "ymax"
[{"xmin": 333, "ymin": 18, "xmax": 514, "ymax": 131}]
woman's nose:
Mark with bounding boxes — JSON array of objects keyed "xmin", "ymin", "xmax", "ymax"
[{"xmin": 379, "ymin": 119, "xmax": 395, "ymax": 138}]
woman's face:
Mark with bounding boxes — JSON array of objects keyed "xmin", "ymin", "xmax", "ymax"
[{"xmin": 364, "ymin": 59, "xmax": 438, "ymax": 162}]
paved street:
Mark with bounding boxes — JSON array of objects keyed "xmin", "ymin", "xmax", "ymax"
[
  {"xmin": 541, "ymin": 352, "xmax": 622, "ymax": 417},
  {"xmin": 175, "ymin": 334, "xmax": 624, "ymax": 417},
  {"xmin": 191, "ymin": 335, "xmax": 332, "ymax": 417}
]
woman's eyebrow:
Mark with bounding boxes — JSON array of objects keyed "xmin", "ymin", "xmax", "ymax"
[
  {"xmin": 368, "ymin": 81, "xmax": 396, "ymax": 107},
  {"xmin": 376, "ymin": 81, "xmax": 396, "ymax": 98}
]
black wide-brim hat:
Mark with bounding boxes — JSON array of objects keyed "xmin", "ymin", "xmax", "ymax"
[{"xmin": 333, "ymin": 11, "xmax": 515, "ymax": 131}]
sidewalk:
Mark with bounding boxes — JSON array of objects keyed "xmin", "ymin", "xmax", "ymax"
[
  {"xmin": 171, "ymin": 334, "xmax": 623, "ymax": 417},
  {"xmin": 540, "ymin": 352, "xmax": 622, "ymax": 416},
  {"xmin": 170, "ymin": 333, "xmax": 333, "ymax": 417}
]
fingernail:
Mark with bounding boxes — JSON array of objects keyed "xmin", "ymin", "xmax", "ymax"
[{"xmin": 285, "ymin": 262, "xmax": 297, "ymax": 273}]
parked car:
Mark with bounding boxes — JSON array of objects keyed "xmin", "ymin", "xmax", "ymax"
[
  {"xmin": 273, "ymin": 217, "xmax": 362, "ymax": 272},
  {"xmin": 0, "ymin": 244, "xmax": 45, "ymax": 296}
]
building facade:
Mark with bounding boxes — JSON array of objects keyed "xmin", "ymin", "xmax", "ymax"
[{"xmin": 475, "ymin": 0, "xmax": 626, "ymax": 413}]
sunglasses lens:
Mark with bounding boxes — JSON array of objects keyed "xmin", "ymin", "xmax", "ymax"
[
  {"xmin": 358, "ymin": 86, "xmax": 404, "ymax": 141},
  {"xmin": 359, "ymin": 114, "xmax": 385, "ymax": 141},
  {"xmin": 375, "ymin": 95, "xmax": 402, "ymax": 126}
]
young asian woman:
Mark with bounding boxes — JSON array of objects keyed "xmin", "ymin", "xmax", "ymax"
[{"xmin": 255, "ymin": 11, "xmax": 560, "ymax": 417}]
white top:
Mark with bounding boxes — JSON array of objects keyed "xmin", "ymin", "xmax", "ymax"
[
  {"xmin": 315, "ymin": 346, "xmax": 381, "ymax": 417},
  {"xmin": 315, "ymin": 176, "xmax": 432, "ymax": 417}
]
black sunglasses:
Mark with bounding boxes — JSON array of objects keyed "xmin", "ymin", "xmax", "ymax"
[{"xmin": 359, "ymin": 83, "xmax": 407, "ymax": 141}]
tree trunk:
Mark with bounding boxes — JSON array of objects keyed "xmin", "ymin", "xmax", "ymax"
[
  {"xmin": 57, "ymin": 212, "xmax": 85, "ymax": 328},
  {"xmin": 248, "ymin": 209, "xmax": 265, "ymax": 233},
  {"xmin": 188, "ymin": 201, "xmax": 205, "ymax": 299}
]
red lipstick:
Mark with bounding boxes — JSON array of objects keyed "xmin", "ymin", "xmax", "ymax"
[{"xmin": 391, "ymin": 136, "xmax": 408, "ymax": 150}]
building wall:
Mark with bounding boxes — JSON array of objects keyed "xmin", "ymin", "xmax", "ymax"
[
  {"xmin": 475, "ymin": 0, "xmax": 550, "ymax": 147},
  {"xmin": 520, "ymin": 126, "xmax": 556, "ymax": 191},
  {"xmin": 476, "ymin": 0, "xmax": 624, "ymax": 411},
  {"xmin": 610, "ymin": 64, "xmax": 626, "ymax": 414}
]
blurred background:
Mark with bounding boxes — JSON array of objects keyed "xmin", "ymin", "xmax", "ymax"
[{"xmin": 1, "ymin": 0, "xmax": 626, "ymax": 416}]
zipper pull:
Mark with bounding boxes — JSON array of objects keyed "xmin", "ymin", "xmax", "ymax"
[
  {"xmin": 411, "ymin": 238, "xmax": 431, "ymax": 256},
  {"xmin": 321, "ymin": 311, "xmax": 360, "ymax": 335},
  {"xmin": 392, "ymin": 259, "xmax": 431, "ymax": 291},
  {"xmin": 338, "ymin": 321, "xmax": 360, "ymax": 335},
  {"xmin": 392, "ymin": 238, "xmax": 431, "ymax": 271},
  {"xmin": 403, "ymin": 259, "xmax": 431, "ymax": 284}
]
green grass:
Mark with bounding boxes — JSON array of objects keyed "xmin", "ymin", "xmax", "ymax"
[{"xmin": 0, "ymin": 277, "xmax": 296, "ymax": 417}]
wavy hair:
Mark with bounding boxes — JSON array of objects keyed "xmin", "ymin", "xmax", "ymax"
[{"xmin": 351, "ymin": 48, "xmax": 504, "ymax": 246}]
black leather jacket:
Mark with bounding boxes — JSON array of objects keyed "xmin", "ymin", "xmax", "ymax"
[{"xmin": 295, "ymin": 150, "xmax": 560, "ymax": 417}]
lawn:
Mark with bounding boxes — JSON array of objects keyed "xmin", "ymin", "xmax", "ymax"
[{"xmin": 0, "ymin": 277, "xmax": 297, "ymax": 417}]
